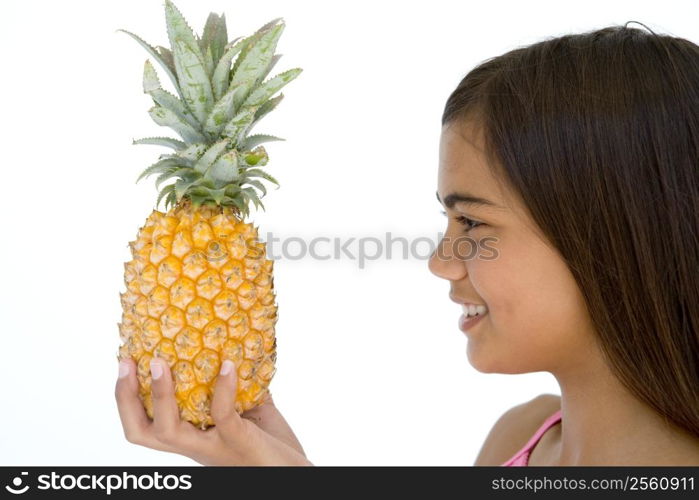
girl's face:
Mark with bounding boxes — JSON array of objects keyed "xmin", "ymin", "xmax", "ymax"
[{"xmin": 429, "ymin": 120, "xmax": 597, "ymax": 375}]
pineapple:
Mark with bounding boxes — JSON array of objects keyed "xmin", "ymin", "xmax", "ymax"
[{"xmin": 116, "ymin": 0, "xmax": 302, "ymax": 430}]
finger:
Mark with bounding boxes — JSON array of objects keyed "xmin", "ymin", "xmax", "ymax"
[
  {"xmin": 149, "ymin": 357, "xmax": 185, "ymax": 446},
  {"xmin": 241, "ymin": 398, "xmax": 277, "ymax": 422},
  {"xmin": 242, "ymin": 396, "xmax": 307, "ymax": 456},
  {"xmin": 211, "ymin": 360, "xmax": 246, "ymax": 440},
  {"xmin": 115, "ymin": 358, "xmax": 154, "ymax": 445}
]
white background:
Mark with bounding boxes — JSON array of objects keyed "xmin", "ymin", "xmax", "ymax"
[{"xmin": 1, "ymin": 0, "xmax": 696, "ymax": 466}]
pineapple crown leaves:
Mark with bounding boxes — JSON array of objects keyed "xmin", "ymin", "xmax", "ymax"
[{"xmin": 117, "ymin": 0, "xmax": 302, "ymax": 217}]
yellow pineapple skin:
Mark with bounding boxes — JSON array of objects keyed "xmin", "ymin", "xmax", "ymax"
[{"xmin": 117, "ymin": 199, "xmax": 278, "ymax": 429}]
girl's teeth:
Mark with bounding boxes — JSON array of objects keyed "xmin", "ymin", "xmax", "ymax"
[{"xmin": 462, "ymin": 304, "xmax": 487, "ymax": 317}]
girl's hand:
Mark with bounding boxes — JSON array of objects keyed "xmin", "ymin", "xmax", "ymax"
[{"xmin": 115, "ymin": 357, "xmax": 312, "ymax": 466}]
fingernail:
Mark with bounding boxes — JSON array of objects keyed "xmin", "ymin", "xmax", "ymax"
[
  {"xmin": 220, "ymin": 359, "xmax": 234, "ymax": 376},
  {"xmin": 150, "ymin": 358, "xmax": 163, "ymax": 380},
  {"xmin": 118, "ymin": 360, "xmax": 130, "ymax": 379}
]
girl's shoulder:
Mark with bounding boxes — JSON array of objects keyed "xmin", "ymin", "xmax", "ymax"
[{"xmin": 474, "ymin": 393, "xmax": 561, "ymax": 466}]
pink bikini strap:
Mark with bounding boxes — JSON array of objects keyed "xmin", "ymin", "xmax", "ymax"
[{"xmin": 523, "ymin": 409, "xmax": 562, "ymax": 450}]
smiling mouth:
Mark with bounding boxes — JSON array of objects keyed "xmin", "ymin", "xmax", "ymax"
[
  {"xmin": 459, "ymin": 311, "xmax": 487, "ymax": 332},
  {"xmin": 461, "ymin": 303, "xmax": 488, "ymax": 318}
]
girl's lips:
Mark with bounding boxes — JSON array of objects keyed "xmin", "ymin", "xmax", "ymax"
[{"xmin": 459, "ymin": 312, "xmax": 487, "ymax": 333}]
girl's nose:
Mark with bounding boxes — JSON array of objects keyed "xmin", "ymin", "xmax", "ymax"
[{"xmin": 428, "ymin": 235, "xmax": 468, "ymax": 281}]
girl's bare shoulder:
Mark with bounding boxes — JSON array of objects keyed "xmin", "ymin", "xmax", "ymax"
[{"xmin": 473, "ymin": 393, "xmax": 561, "ymax": 466}]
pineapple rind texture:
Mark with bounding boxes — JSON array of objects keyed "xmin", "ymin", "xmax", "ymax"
[{"xmin": 118, "ymin": 199, "xmax": 278, "ymax": 430}]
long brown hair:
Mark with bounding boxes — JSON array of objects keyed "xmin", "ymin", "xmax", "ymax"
[{"xmin": 442, "ymin": 22, "xmax": 699, "ymax": 437}]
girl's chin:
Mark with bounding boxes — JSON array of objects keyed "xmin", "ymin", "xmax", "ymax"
[{"xmin": 466, "ymin": 342, "xmax": 540, "ymax": 374}]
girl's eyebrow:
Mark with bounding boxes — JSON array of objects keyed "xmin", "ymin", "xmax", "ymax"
[{"xmin": 436, "ymin": 190, "xmax": 503, "ymax": 210}]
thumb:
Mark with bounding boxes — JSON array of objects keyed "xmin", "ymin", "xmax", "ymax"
[{"xmin": 211, "ymin": 359, "xmax": 245, "ymax": 436}]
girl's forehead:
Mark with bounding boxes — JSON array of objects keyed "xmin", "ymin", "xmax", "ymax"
[
  {"xmin": 438, "ymin": 124, "xmax": 500, "ymax": 196},
  {"xmin": 439, "ymin": 122, "xmax": 493, "ymax": 179},
  {"xmin": 437, "ymin": 121, "xmax": 534, "ymax": 226}
]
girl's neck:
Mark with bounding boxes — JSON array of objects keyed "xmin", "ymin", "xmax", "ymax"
[{"xmin": 550, "ymin": 350, "xmax": 699, "ymax": 465}]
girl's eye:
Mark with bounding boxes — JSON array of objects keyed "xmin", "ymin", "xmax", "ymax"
[{"xmin": 439, "ymin": 210, "xmax": 483, "ymax": 232}]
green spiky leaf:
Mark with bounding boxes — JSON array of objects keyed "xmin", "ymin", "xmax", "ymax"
[
  {"xmin": 211, "ymin": 187, "xmax": 227, "ymax": 204},
  {"xmin": 148, "ymin": 105, "xmax": 206, "ymax": 143},
  {"xmin": 143, "ymin": 60, "xmax": 200, "ymax": 130},
  {"xmin": 239, "ymin": 134, "xmax": 284, "ymax": 151},
  {"xmin": 203, "ymin": 84, "xmax": 248, "ymax": 137},
  {"xmin": 157, "ymin": 153, "xmax": 194, "ymax": 166},
  {"xmin": 241, "ymin": 187, "xmax": 265, "ymax": 211},
  {"xmin": 230, "ymin": 22, "xmax": 285, "ymax": 112},
  {"xmin": 116, "ymin": 28, "xmax": 183, "ymax": 102},
  {"xmin": 229, "ymin": 194, "xmax": 248, "ymax": 214},
  {"xmin": 242, "ymin": 168, "xmax": 279, "ymax": 187},
  {"xmin": 189, "ymin": 192, "xmax": 208, "ymax": 208},
  {"xmin": 250, "ymin": 93, "xmax": 284, "ymax": 133},
  {"xmin": 177, "ymin": 143, "xmax": 208, "ymax": 161},
  {"xmin": 242, "ymin": 146, "xmax": 268, "ymax": 167},
  {"xmin": 243, "ymin": 178, "xmax": 267, "ymax": 197},
  {"xmin": 201, "ymin": 12, "xmax": 228, "ymax": 64},
  {"xmin": 175, "ymin": 171, "xmax": 204, "ymax": 200},
  {"xmin": 193, "ymin": 139, "xmax": 230, "ymax": 174},
  {"xmin": 132, "ymin": 136, "xmax": 187, "ymax": 150},
  {"xmin": 164, "ymin": 0, "xmax": 206, "ymax": 69},
  {"xmin": 164, "ymin": 189, "xmax": 177, "ymax": 210},
  {"xmin": 155, "ymin": 167, "xmax": 192, "ymax": 189},
  {"xmin": 202, "ymin": 42, "xmax": 215, "ymax": 80},
  {"xmin": 222, "ymin": 105, "xmax": 260, "ymax": 147},
  {"xmin": 211, "ymin": 39, "xmax": 245, "ymax": 101},
  {"xmin": 256, "ymin": 54, "xmax": 282, "ymax": 89},
  {"xmin": 243, "ymin": 68, "xmax": 302, "ymax": 108},
  {"xmin": 156, "ymin": 183, "xmax": 176, "ymax": 209},
  {"xmin": 155, "ymin": 46, "xmax": 175, "ymax": 75},
  {"xmin": 136, "ymin": 158, "xmax": 186, "ymax": 183},
  {"xmin": 171, "ymin": 39, "xmax": 214, "ymax": 125},
  {"xmin": 205, "ymin": 150, "xmax": 239, "ymax": 186}
]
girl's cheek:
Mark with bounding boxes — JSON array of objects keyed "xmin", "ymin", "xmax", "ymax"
[{"xmin": 477, "ymin": 232, "xmax": 500, "ymax": 261}]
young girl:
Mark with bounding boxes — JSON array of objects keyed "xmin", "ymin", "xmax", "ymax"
[{"xmin": 115, "ymin": 22, "xmax": 699, "ymax": 466}]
